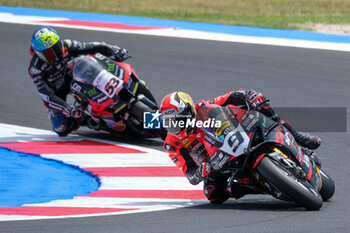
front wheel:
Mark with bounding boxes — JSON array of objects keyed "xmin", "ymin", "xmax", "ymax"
[
  {"xmin": 319, "ymin": 169, "xmax": 335, "ymax": 201},
  {"xmin": 257, "ymin": 157, "xmax": 323, "ymax": 210}
]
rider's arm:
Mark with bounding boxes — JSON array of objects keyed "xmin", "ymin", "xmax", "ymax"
[
  {"xmin": 209, "ymin": 88, "xmax": 254, "ymax": 106},
  {"xmin": 164, "ymin": 139, "xmax": 203, "ymax": 185},
  {"xmin": 63, "ymin": 39, "xmax": 119, "ymax": 58},
  {"xmin": 29, "ymin": 65, "xmax": 69, "ymax": 113},
  {"xmin": 210, "ymin": 89, "xmax": 278, "ymax": 119}
]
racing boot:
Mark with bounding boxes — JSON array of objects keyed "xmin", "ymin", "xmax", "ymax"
[
  {"xmin": 281, "ymin": 120, "xmax": 321, "ymax": 150},
  {"xmin": 229, "ymin": 182, "xmax": 263, "ymax": 200},
  {"xmin": 204, "ymin": 173, "xmax": 231, "ymax": 204},
  {"xmin": 302, "ymin": 148, "xmax": 321, "ymax": 168},
  {"xmin": 204, "ymin": 186, "xmax": 231, "ymax": 204}
]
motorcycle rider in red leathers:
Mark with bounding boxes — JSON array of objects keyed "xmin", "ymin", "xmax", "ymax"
[
  {"xmin": 29, "ymin": 26, "xmax": 129, "ymax": 136},
  {"xmin": 160, "ymin": 90, "xmax": 321, "ymax": 204}
]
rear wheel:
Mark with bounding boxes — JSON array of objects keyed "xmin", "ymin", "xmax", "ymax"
[
  {"xmin": 130, "ymin": 100, "xmax": 167, "ymax": 140},
  {"xmin": 319, "ymin": 169, "xmax": 335, "ymax": 201},
  {"xmin": 257, "ymin": 156, "xmax": 323, "ymax": 210},
  {"xmin": 136, "ymin": 82, "xmax": 167, "ymax": 140}
]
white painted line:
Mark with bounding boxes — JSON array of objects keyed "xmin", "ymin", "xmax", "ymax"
[
  {"xmin": 25, "ymin": 197, "xmax": 201, "ymax": 208},
  {"xmin": 40, "ymin": 153, "xmax": 173, "ymax": 167},
  {"xmin": 99, "ymin": 177, "xmax": 201, "ymax": 190}
]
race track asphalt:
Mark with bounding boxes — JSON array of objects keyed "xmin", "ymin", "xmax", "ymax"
[{"xmin": 0, "ymin": 22, "xmax": 349, "ymax": 233}]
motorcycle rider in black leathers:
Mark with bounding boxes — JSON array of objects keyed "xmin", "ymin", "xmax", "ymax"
[{"xmin": 28, "ymin": 26, "xmax": 129, "ymax": 136}]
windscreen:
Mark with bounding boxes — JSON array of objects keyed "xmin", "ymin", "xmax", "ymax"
[
  {"xmin": 72, "ymin": 55, "xmax": 104, "ymax": 85},
  {"xmin": 198, "ymin": 104, "xmax": 250, "ymax": 157},
  {"xmin": 197, "ymin": 104, "xmax": 231, "ymax": 139}
]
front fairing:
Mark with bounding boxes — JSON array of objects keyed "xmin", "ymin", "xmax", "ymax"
[
  {"xmin": 71, "ymin": 55, "xmax": 128, "ymax": 112},
  {"xmin": 197, "ymin": 105, "xmax": 250, "ymax": 170}
]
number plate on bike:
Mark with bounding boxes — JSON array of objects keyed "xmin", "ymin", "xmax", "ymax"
[{"xmin": 93, "ymin": 70, "xmax": 123, "ymax": 98}]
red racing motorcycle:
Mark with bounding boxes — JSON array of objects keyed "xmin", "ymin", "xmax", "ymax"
[
  {"xmin": 69, "ymin": 53, "xmax": 166, "ymax": 139},
  {"xmin": 197, "ymin": 103, "xmax": 334, "ymax": 210}
]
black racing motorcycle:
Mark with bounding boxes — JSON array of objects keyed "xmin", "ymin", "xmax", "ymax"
[
  {"xmin": 69, "ymin": 53, "xmax": 166, "ymax": 139},
  {"xmin": 197, "ymin": 103, "xmax": 335, "ymax": 210}
]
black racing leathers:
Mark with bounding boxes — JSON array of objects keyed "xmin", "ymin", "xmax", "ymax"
[{"xmin": 28, "ymin": 40, "xmax": 119, "ymax": 113}]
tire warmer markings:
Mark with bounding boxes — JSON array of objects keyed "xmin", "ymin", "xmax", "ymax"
[{"xmin": 0, "ymin": 123, "xmax": 205, "ymax": 221}]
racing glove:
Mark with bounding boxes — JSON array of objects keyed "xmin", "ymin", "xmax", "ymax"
[
  {"xmin": 246, "ymin": 90, "xmax": 267, "ymax": 109},
  {"xmin": 110, "ymin": 46, "xmax": 129, "ymax": 62},
  {"xmin": 63, "ymin": 106, "xmax": 84, "ymax": 119},
  {"xmin": 198, "ymin": 162, "xmax": 212, "ymax": 178}
]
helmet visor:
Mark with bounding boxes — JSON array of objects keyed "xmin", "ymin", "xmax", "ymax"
[
  {"xmin": 35, "ymin": 41, "xmax": 63, "ymax": 64},
  {"xmin": 163, "ymin": 116, "xmax": 190, "ymax": 134}
]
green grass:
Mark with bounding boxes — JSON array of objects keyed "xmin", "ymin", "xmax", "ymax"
[{"xmin": 1, "ymin": 0, "xmax": 350, "ymax": 30}]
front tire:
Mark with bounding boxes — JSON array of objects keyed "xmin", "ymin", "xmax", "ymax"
[
  {"xmin": 319, "ymin": 169, "xmax": 335, "ymax": 201},
  {"xmin": 137, "ymin": 82, "xmax": 158, "ymax": 106},
  {"xmin": 257, "ymin": 157, "xmax": 323, "ymax": 210}
]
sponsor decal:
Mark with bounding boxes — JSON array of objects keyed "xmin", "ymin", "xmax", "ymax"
[
  {"xmin": 95, "ymin": 53, "xmax": 106, "ymax": 60},
  {"xmin": 284, "ymin": 131, "xmax": 291, "ymax": 146},
  {"xmin": 182, "ymin": 139, "xmax": 191, "ymax": 147},
  {"xmin": 205, "ymin": 135, "xmax": 216, "ymax": 145},
  {"xmin": 30, "ymin": 67, "xmax": 41, "ymax": 75},
  {"xmin": 162, "ymin": 108, "xmax": 177, "ymax": 118},
  {"xmin": 188, "ymin": 140, "xmax": 198, "ymax": 150},
  {"xmin": 191, "ymin": 143, "xmax": 205, "ymax": 155},
  {"xmin": 71, "ymin": 82, "xmax": 82, "ymax": 92},
  {"xmin": 196, "ymin": 101, "xmax": 204, "ymax": 107},
  {"xmin": 245, "ymin": 117, "xmax": 259, "ymax": 131},
  {"xmin": 242, "ymin": 114, "xmax": 254, "ymax": 127},
  {"xmin": 210, "ymin": 151, "xmax": 231, "ymax": 170},
  {"xmin": 164, "ymin": 144, "xmax": 176, "ymax": 151},
  {"xmin": 107, "ymin": 63, "xmax": 115, "ymax": 72},
  {"xmin": 215, "ymin": 120, "xmax": 230, "ymax": 136},
  {"xmin": 41, "ymin": 63, "xmax": 48, "ymax": 70},
  {"xmin": 118, "ymin": 68, "xmax": 124, "ymax": 80},
  {"xmin": 87, "ymin": 88, "xmax": 97, "ymax": 97},
  {"xmin": 33, "ymin": 76, "xmax": 43, "ymax": 86},
  {"xmin": 97, "ymin": 95, "xmax": 109, "ymax": 104}
]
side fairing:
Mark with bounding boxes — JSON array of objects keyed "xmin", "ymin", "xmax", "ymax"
[{"xmin": 265, "ymin": 125, "xmax": 313, "ymax": 180}]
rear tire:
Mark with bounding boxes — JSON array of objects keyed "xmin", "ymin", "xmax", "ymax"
[
  {"xmin": 257, "ymin": 156, "xmax": 323, "ymax": 210},
  {"xmin": 136, "ymin": 83, "xmax": 168, "ymax": 140},
  {"xmin": 159, "ymin": 126, "xmax": 168, "ymax": 141},
  {"xmin": 319, "ymin": 169, "xmax": 335, "ymax": 201},
  {"xmin": 130, "ymin": 100, "xmax": 151, "ymax": 120},
  {"xmin": 130, "ymin": 100, "xmax": 166, "ymax": 139}
]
